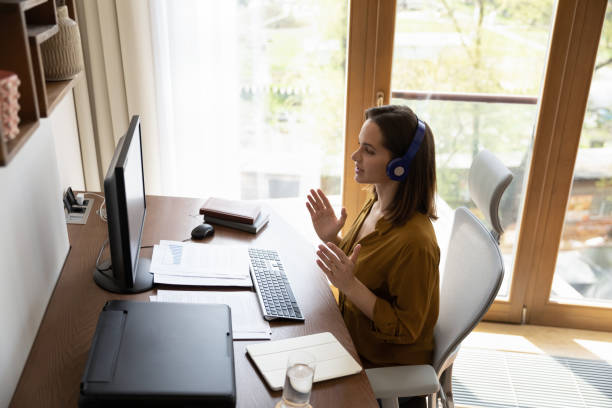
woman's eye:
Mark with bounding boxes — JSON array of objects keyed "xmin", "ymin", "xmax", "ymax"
[{"xmin": 365, "ymin": 148, "xmax": 374, "ymax": 155}]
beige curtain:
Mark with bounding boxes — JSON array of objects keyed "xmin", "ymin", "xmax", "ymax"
[{"xmin": 75, "ymin": 0, "xmax": 161, "ymax": 193}]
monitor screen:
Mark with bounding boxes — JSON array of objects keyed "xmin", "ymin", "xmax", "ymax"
[
  {"xmin": 123, "ymin": 123, "xmax": 146, "ymax": 276},
  {"xmin": 95, "ymin": 115, "xmax": 153, "ymax": 293}
]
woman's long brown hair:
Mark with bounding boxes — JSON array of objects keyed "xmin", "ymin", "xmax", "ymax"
[{"xmin": 365, "ymin": 105, "xmax": 437, "ymax": 226}]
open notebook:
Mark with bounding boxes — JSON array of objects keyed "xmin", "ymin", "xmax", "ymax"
[{"xmin": 246, "ymin": 332, "xmax": 362, "ymax": 391}]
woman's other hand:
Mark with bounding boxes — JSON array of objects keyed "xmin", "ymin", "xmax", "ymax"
[
  {"xmin": 316, "ymin": 242, "xmax": 361, "ymax": 294},
  {"xmin": 306, "ymin": 188, "xmax": 347, "ymax": 244}
]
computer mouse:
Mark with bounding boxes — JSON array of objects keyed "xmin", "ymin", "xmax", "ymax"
[{"xmin": 191, "ymin": 223, "xmax": 214, "ymax": 240}]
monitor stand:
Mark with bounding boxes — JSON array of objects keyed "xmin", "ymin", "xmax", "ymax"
[{"xmin": 93, "ymin": 257, "xmax": 154, "ymax": 293}]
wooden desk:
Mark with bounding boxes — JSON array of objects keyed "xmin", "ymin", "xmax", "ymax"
[{"xmin": 10, "ymin": 195, "xmax": 377, "ymax": 407}]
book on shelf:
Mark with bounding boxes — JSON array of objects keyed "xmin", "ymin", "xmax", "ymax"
[
  {"xmin": 205, "ymin": 212, "xmax": 270, "ymax": 234},
  {"xmin": 199, "ymin": 197, "xmax": 261, "ymax": 225}
]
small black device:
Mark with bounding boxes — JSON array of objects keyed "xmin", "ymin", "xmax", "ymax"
[
  {"xmin": 64, "ymin": 187, "xmax": 86, "ymax": 213},
  {"xmin": 63, "ymin": 195, "xmax": 75, "ymax": 213},
  {"xmin": 248, "ymin": 248, "xmax": 304, "ymax": 321},
  {"xmin": 191, "ymin": 223, "xmax": 215, "ymax": 239},
  {"xmin": 94, "ymin": 115, "xmax": 153, "ymax": 293},
  {"xmin": 79, "ymin": 300, "xmax": 236, "ymax": 407},
  {"xmin": 386, "ymin": 119, "xmax": 426, "ymax": 181},
  {"xmin": 66, "ymin": 186, "xmax": 77, "ymax": 206}
]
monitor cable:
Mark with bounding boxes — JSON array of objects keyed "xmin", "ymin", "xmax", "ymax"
[
  {"xmin": 95, "ymin": 239, "xmax": 113, "ymax": 279},
  {"xmin": 83, "ymin": 193, "xmax": 107, "ymax": 222}
]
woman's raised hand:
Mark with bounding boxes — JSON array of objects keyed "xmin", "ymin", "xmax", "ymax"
[
  {"xmin": 306, "ymin": 188, "xmax": 347, "ymax": 244},
  {"xmin": 316, "ymin": 242, "xmax": 361, "ymax": 294}
]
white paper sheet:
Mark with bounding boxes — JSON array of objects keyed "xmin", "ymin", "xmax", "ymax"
[
  {"xmin": 150, "ymin": 290, "xmax": 271, "ymax": 340},
  {"xmin": 150, "ymin": 240, "xmax": 249, "ymax": 279},
  {"xmin": 153, "ymin": 273, "xmax": 252, "ymax": 287}
]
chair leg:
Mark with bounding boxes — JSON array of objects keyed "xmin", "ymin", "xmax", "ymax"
[
  {"xmin": 379, "ymin": 397, "xmax": 400, "ymax": 408},
  {"xmin": 427, "ymin": 393, "xmax": 436, "ymax": 408},
  {"xmin": 439, "ymin": 365, "xmax": 454, "ymax": 408}
]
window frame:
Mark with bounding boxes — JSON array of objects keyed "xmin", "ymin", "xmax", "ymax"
[{"xmin": 343, "ymin": 0, "xmax": 612, "ymax": 331}]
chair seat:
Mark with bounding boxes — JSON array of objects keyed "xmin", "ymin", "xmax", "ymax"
[{"xmin": 366, "ymin": 365, "xmax": 440, "ymax": 398}]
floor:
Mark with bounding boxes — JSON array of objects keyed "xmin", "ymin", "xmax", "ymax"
[
  {"xmin": 455, "ymin": 322, "xmax": 612, "ymax": 408},
  {"xmin": 463, "ymin": 322, "xmax": 612, "ymax": 362}
]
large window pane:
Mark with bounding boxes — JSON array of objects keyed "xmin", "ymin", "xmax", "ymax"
[
  {"xmin": 550, "ymin": 2, "xmax": 612, "ymax": 306},
  {"xmin": 151, "ymin": 0, "xmax": 347, "ymax": 201},
  {"xmin": 390, "ymin": 0, "xmax": 555, "ymax": 297}
]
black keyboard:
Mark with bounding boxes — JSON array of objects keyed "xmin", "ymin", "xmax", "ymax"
[{"xmin": 248, "ymin": 248, "xmax": 304, "ymax": 321}]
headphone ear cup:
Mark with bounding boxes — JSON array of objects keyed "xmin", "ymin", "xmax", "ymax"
[{"xmin": 386, "ymin": 157, "xmax": 408, "ymax": 181}]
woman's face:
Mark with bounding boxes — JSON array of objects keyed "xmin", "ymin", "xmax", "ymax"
[{"xmin": 351, "ymin": 119, "xmax": 393, "ymax": 184}]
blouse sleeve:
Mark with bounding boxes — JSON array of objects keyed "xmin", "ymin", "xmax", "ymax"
[{"xmin": 370, "ymin": 246, "xmax": 438, "ymax": 344}]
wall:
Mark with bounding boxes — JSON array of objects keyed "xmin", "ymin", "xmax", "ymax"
[
  {"xmin": 51, "ymin": 89, "xmax": 85, "ymax": 191},
  {"xmin": 0, "ymin": 113, "xmax": 71, "ymax": 406}
]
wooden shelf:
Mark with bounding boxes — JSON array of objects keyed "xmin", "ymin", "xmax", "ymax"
[
  {"xmin": 26, "ymin": 23, "xmax": 57, "ymax": 42},
  {"xmin": 46, "ymin": 73, "xmax": 80, "ymax": 114},
  {"xmin": 0, "ymin": 0, "xmax": 41, "ymax": 166},
  {"xmin": 0, "ymin": 0, "xmax": 80, "ymax": 165},
  {"xmin": 0, "ymin": 0, "xmax": 47, "ymax": 11},
  {"xmin": 30, "ymin": 36, "xmax": 82, "ymax": 117},
  {"xmin": 0, "ymin": 120, "xmax": 39, "ymax": 165},
  {"xmin": 28, "ymin": 0, "xmax": 80, "ymax": 118}
]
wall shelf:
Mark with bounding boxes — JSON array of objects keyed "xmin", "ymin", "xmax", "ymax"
[
  {"xmin": 0, "ymin": 0, "xmax": 43, "ymax": 166},
  {"xmin": 0, "ymin": 120, "xmax": 39, "ymax": 165},
  {"xmin": 46, "ymin": 73, "xmax": 81, "ymax": 114},
  {"xmin": 0, "ymin": 0, "xmax": 81, "ymax": 166},
  {"xmin": 27, "ymin": 23, "xmax": 57, "ymax": 41},
  {"xmin": 28, "ymin": 0, "xmax": 81, "ymax": 118}
]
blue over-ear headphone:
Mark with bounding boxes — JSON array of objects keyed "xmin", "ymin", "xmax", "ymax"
[{"xmin": 386, "ymin": 119, "xmax": 426, "ymax": 181}]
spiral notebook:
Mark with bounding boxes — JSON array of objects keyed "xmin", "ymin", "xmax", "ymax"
[{"xmin": 246, "ymin": 332, "xmax": 362, "ymax": 391}]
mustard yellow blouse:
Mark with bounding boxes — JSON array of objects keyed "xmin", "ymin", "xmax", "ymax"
[{"xmin": 338, "ymin": 195, "xmax": 440, "ymax": 367}]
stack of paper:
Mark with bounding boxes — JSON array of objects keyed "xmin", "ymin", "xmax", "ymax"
[
  {"xmin": 150, "ymin": 240, "xmax": 252, "ymax": 287},
  {"xmin": 150, "ymin": 290, "xmax": 271, "ymax": 340}
]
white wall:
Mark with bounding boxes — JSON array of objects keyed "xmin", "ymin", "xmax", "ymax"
[
  {"xmin": 51, "ymin": 89, "xmax": 86, "ymax": 191},
  {"xmin": 0, "ymin": 115, "xmax": 71, "ymax": 406}
]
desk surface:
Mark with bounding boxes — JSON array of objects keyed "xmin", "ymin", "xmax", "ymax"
[{"xmin": 10, "ymin": 195, "xmax": 377, "ymax": 407}]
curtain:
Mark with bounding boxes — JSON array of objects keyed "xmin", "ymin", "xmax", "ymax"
[
  {"xmin": 77, "ymin": 0, "xmax": 347, "ymax": 202},
  {"xmin": 150, "ymin": 0, "xmax": 241, "ymax": 198},
  {"xmin": 76, "ymin": 0, "xmax": 161, "ymax": 194}
]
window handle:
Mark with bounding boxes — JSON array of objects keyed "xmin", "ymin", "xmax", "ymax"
[{"xmin": 376, "ymin": 91, "xmax": 385, "ymax": 107}]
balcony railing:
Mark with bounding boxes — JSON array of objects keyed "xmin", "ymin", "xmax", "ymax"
[{"xmin": 392, "ymin": 90, "xmax": 538, "ymax": 105}]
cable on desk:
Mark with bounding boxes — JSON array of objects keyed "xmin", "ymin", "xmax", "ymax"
[{"xmin": 84, "ymin": 193, "xmax": 107, "ymax": 222}]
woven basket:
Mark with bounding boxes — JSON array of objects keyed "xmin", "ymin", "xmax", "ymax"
[{"xmin": 41, "ymin": 5, "xmax": 84, "ymax": 81}]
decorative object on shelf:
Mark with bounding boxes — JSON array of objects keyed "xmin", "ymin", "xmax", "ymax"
[
  {"xmin": 41, "ymin": 3, "xmax": 84, "ymax": 81},
  {"xmin": 0, "ymin": 70, "xmax": 21, "ymax": 142}
]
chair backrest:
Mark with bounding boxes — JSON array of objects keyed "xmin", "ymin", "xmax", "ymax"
[
  {"xmin": 432, "ymin": 207, "xmax": 504, "ymax": 372},
  {"xmin": 468, "ymin": 149, "xmax": 513, "ymax": 242},
  {"xmin": 432, "ymin": 149, "xmax": 512, "ymax": 373}
]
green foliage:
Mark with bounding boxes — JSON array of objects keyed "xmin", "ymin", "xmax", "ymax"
[
  {"xmin": 236, "ymin": 0, "xmax": 612, "ymax": 205},
  {"xmin": 237, "ymin": 0, "xmax": 347, "ymax": 178}
]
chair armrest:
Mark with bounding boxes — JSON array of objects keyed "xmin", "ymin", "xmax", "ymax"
[{"xmin": 365, "ymin": 365, "xmax": 440, "ymax": 398}]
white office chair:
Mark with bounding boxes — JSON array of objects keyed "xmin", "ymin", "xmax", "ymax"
[{"xmin": 366, "ymin": 149, "xmax": 513, "ymax": 408}]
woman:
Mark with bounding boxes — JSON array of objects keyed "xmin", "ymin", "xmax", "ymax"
[{"xmin": 306, "ymin": 105, "xmax": 439, "ymax": 407}]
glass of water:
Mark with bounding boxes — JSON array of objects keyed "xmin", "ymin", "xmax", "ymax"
[{"xmin": 277, "ymin": 351, "xmax": 316, "ymax": 408}]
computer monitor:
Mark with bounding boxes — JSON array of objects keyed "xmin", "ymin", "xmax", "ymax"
[{"xmin": 93, "ymin": 115, "xmax": 154, "ymax": 293}]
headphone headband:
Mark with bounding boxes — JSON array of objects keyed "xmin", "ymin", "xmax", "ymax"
[{"xmin": 386, "ymin": 119, "xmax": 426, "ymax": 181}]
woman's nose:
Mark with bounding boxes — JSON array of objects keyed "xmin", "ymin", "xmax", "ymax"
[{"xmin": 351, "ymin": 148, "xmax": 359, "ymax": 162}]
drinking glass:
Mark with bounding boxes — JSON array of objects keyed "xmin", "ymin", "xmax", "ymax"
[{"xmin": 276, "ymin": 351, "xmax": 316, "ymax": 408}]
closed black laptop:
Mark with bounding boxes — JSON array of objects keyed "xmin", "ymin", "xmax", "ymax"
[{"xmin": 79, "ymin": 300, "xmax": 236, "ymax": 407}]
